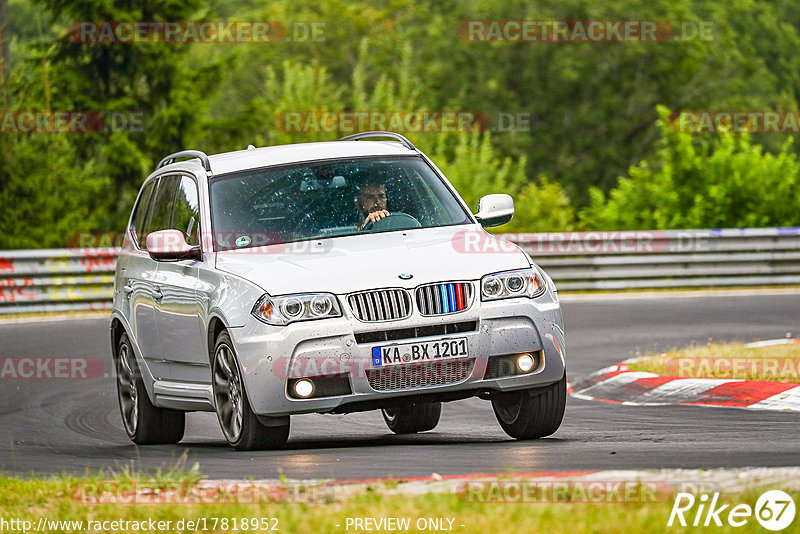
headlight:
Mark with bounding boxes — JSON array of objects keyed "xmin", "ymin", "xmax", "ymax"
[
  {"xmin": 251, "ymin": 293, "xmax": 342, "ymax": 325},
  {"xmin": 481, "ymin": 268, "xmax": 546, "ymax": 301}
]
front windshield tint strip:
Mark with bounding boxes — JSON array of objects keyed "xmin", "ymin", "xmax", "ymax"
[{"xmin": 209, "ymin": 156, "xmax": 472, "ymax": 251}]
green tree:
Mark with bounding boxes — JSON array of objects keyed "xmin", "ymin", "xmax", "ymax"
[
  {"xmin": 28, "ymin": 0, "xmax": 216, "ymax": 231},
  {"xmin": 400, "ymin": 0, "xmax": 800, "ymax": 202},
  {"xmin": 425, "ymin": 132, "xmax": 576, "ymax": 232},
  {"xmin": 6, "ymin": 0, "xmax": 800, "ymax": 249},
  {"xmin": 0, "ymin": 135, "xmax": 110, "ymax": 249}
]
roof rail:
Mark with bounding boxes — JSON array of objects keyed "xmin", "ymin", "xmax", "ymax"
[
  {"xmin": 339, "ymin": 131, "xmax": 417, "ymax": 151},
  {"xmin": 157, "ymin": 150, "xmax": 212, "ymax": 176}
]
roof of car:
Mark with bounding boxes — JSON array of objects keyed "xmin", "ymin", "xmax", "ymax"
[{"xmin": 160, "ymin": 140, "xmax": 418, "ymax": 178}]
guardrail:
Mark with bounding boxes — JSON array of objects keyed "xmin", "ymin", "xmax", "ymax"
[
  {"xmin": 1, "ymin": 228, "xmax": 799, "ymax": 314},
  {"xmin": 0, "ymin": 248, "xmax": 118, "ymax": 314},
  {"xmin": 509, "ymin": 227, "xmax": 800, "ymax": 291}
]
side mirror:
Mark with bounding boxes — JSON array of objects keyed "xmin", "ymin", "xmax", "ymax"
[
  {"xmin": 146, "ymin": 229, "xmax": 201, "ymax": 261},
  {"xmin": 475, "ymin": 194, "xmax": 514, "ymax": 227}
]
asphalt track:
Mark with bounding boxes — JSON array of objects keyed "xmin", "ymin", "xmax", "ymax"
[{"xmin": 1, "ymin": 293, "xmax": 799, "ymax": 479}]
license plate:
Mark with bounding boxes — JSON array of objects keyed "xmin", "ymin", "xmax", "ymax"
[{"xmin": 371, "ymin": 337, "xmax": 469, "ymax": 367}]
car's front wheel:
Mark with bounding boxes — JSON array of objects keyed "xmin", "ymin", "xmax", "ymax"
[
  {"xmin": 382, "ymin": 402, "xmax": 442, "ymax": 434},
  {"xmin": 212, "ymin": 332, "xmax": 289, "ymax": 451},
  {"xmin": 116, "ymin": 333, "xmax": 185, "ymax": 444},
  {"xmin": 491, "ymin": 374, "xmax": 566, "ymax": 440}
]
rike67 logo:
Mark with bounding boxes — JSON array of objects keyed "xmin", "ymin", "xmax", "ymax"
[{"xmin": 668, "ymin": 490, "xmax": 796, "ymax": 531}]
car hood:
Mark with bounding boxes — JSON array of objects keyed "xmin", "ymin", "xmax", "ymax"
[{"xmin": 214, "ymin": 225, "xmax": 530, "ymax": 295}]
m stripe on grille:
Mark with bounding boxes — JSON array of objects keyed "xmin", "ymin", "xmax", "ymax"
[{"xmin": 416, "ymin": 282, "xmax": 473, "ymax": 316}]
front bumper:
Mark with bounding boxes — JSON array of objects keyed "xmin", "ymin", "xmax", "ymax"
[{"xmin": 229, "ymin": 294, "xmax": 566, "ymax": 416}]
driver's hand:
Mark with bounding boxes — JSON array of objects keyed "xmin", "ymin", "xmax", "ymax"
[{"xmin": 360, "ymin": 210, "xmax": 389, "ymax": 229}]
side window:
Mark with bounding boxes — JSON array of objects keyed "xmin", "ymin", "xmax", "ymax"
[
  {"xmin": 170, "ymin": 176, "xmax": 201, "ymax": 246},
  {"xmin": 144, "ymin": 175, "xmax": 180, "ymax": 239},
  {"xmin": 131, "ymin": 180, "xmax": 156, "ymax": 248}
]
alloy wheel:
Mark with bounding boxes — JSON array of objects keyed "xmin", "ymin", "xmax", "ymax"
[
  {"xmin": 117, "ymin": 343, "xmax": 138, "ymax": 436},
  {"xmin": 213, "ymin": 342, "xmax": 244, "ymax": 442}
]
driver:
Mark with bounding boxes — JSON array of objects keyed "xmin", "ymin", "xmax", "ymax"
[{"xmin": 356, "ymin": 183, "xmax": 390, "ymax": 230}]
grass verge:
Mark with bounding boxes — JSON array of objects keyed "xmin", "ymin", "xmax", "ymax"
[
  {"xmin": 0, "ymin": 471, "xmax": 796, "ymax": 533},
  {"xmin": 628, "ymin": 341, "xmax": 800, "ymax": 382}
]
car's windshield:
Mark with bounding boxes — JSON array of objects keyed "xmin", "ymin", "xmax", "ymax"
[{"xmin": 209, "ymin": 156, "xmax": 472, "ymax": 251}]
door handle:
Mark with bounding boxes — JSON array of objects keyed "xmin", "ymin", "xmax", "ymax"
[
  {"xmin": 122, "ymin": 284, "xmax": 134, "ymax": 295},
  {"xmin": 152, "ymin": 289, "xmax": 164, "ymax": 301}
]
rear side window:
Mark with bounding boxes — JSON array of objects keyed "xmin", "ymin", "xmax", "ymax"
[
  {"xmin": 170, "ymin": 176, "xmax": 201, "ymax": 246},
  {"xmin": 145, "ymin": 175, "xmax": 180, "ymax": 237},
  {"xmin": 131, "ymin": 180, "xmax": 156, "ymax": 248}
]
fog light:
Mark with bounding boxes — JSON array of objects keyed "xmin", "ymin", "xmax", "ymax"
[
  {"xmin": 516, "ymin": 353, "xmax": 535, "ymax": 373},
  {"xmin": 294, "ymin": 378, "xmax": 314, "ymax": 398}
]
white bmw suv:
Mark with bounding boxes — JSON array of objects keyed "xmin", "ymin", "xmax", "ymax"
[{"xmin": 110, "ymin": 131, "xmax": 566, "ymax": 450}]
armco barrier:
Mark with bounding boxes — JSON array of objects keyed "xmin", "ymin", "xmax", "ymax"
[
  {"xmin": 509, "ymin": 227, "xmax": 800, "ymax": 291},
  {"xmin": 1, "ymin": 228, "xmax": 799, "ymax": 314},
  {"xmin": 0, "ymin": 248, "xmax": 117, "ymax": 314}
]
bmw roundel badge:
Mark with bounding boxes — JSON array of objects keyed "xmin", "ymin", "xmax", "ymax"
[{"xmin": 398, "ymin": 273, "xmax": 413, "ymax": 280}]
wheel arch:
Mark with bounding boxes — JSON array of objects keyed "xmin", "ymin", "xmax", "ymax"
[
  {"xmin": 109, "ymin": 313, "xmax": 159, "ymax": 405},
  {"xmin": 110, "ymin": 316, "xmax": 126, "ymax": 363},
  {"xmin": 207, "ymin": 315, "xmax": 228, "ymax": 366}
]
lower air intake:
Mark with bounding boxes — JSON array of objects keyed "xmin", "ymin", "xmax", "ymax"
[{"xmin": 366, "ymin": 359, "xmax": 474, "ymax": 391}]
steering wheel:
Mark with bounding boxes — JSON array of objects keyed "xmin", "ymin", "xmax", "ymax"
[{"xmin": 361, "ymin": 212, "xmax": 422, "ymax": 232}]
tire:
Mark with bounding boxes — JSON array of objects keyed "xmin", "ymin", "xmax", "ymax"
[
  {"xmin": 115, "ymin": 333, "xmax": 185, "ymax": 445},
  {"xmin": 212, "ymin": 331, "xmax": 289, "ymax": 451},
  {"xmin": 382, "ymin": 402, "xmax": 442, "ymax": 434},
  {"xmin": 491, "ymin": 373, "xmax": 566, "ymax": 440}
]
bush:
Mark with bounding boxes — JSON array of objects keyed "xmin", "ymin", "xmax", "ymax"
[
  {"xmin": 581, "ymin": 106, "xmax": 800, "ymax": 230},
  {"xmin": 426, "ymin": 132, "xmax": 576, "ymax": 232}
]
